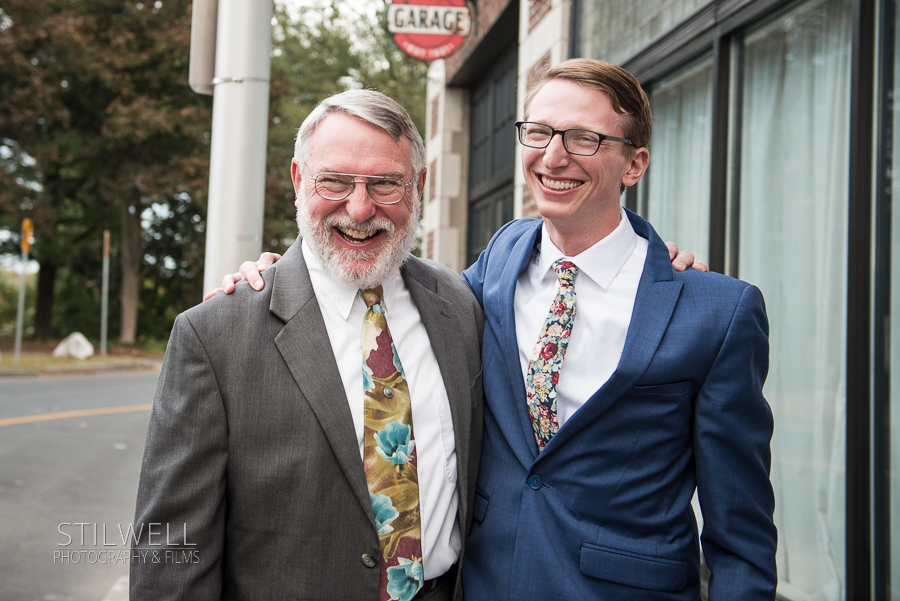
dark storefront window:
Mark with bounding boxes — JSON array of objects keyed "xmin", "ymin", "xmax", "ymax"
[{"xmin": 466, "ymin": 44, "xmax": 517, "ymax": 266}]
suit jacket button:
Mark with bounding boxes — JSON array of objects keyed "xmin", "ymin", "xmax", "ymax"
[
  {"xmin": 528, "ymin": 475, "xmax": 543, "ymax": 489},
  {"xmin": 361, "ymin": 553, "xmax": 377, "ymax": 568}
]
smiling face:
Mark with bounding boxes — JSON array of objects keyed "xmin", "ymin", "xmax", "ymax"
[
  {"xmin": 292, "ymin": 113, "xmax": 425, "ymax": 289},
  {"xmin": 523, "ymin": 78, "xmax": 649, "ymax": 253}
]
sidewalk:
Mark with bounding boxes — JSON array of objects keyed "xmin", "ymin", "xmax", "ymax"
[
  {"xmin": 0, "ymin": 359, "xmax": 160, "ymax": 377},
  {"xmin": 102, "ymin": 574, "xmax": 129, "ymax": 601},
  {"xmin": 0, "ymin": 342, "xmax": 163, "ymax": 377}
]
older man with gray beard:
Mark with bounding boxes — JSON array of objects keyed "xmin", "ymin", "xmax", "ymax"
[{"xmin": 131, "ymin": 89, "xmax": 485, "ymax": 601}]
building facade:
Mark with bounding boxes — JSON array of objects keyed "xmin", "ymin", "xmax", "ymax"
[{"xmin": 422, "ymin": 0, "xmax": 898, "ymax": 598}]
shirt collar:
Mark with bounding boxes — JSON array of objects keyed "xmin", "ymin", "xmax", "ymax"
[
  {"xmin": 301, "ymin": 239, "xmax": 401, "ymax": 321},
  {"xmin": 538, "ymin": 206, "xmax": 638, "ymax": 290}
]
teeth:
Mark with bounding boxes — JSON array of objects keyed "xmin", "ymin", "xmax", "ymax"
[
  {"xmin": 541, "ymin": 176, "xmax": 582, "ymax": 191},
  {"xmin": 338, "ymin": 226, "xmax": 376, "ymax": 241}
]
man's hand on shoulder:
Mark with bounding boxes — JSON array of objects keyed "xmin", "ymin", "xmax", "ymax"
[
  {"xmin": 202, "ymin": 252, "xmax": 283, "ymax": 301},
  {"xmin": 666, "ymin": 241, "xmax": 709, "ymax": 272},
  {"xmin": 199, "ymin": 241, "xmax": 707, "ymax": 302}
]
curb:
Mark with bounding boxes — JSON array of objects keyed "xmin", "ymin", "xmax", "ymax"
[{"xmin": 0, "ymin": 360, "xmax": 161, "ymax": 378}]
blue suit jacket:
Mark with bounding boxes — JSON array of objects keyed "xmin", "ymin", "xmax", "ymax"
[{"xmin": 460, "ymin": 211, "xmax": 777, "ymax": 600}]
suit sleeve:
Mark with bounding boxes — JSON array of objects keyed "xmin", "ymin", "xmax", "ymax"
[
  {"xmin": 130, "ymin": 313, "xmax": 228, "ymax": 600},
  {"xmin": 462, "ymin": 251, "xmax": 486, "ymax": 306},
  {"xmin": 462, "ymin": 219, "xmax": 521, "ymax": 304},
  {"xmin": 694, "ymin": 284, "xmax": 778, "ymax": 600}
]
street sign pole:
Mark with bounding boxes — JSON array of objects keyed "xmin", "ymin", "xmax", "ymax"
[
  {"xmin": 100, "ymin": 229, "xmax": 110, "ymax": 357},
  {"xmin": 14, "ymin": 218, "xmax": 33, "ymax": 364},
  {"xmin": 13, "ymin": 248, "xmax": 27, "ymax": 364}
]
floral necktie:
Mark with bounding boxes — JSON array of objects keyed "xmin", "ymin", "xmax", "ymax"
[
  {"xmin": 525, "ymin": 260, "xmax": 578, "ymax": 451},
  {"xmin": 361, "ymin": 286, "xmax": 424, "ymax": 601}
]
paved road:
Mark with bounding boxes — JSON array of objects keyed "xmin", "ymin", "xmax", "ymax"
[{"xmin": 0, "ymin": 371, "xmax": 158, "ymax": 601}]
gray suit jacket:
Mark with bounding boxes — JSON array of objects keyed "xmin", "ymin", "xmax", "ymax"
[{"xmin": 130, "ymin": 241, "xmax": 485, "ymax": 600}]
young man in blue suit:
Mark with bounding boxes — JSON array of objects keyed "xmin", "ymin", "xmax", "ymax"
[
  {"xmin": 457, "ymin": 60, "xmax": 776, "ymax": 600},
  {"xmin": 212, "ymin": 59, "xmax": 775, "ymax": 599}
]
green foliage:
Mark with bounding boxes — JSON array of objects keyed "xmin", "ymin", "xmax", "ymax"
[
  {"xmin": 0, "ymin": 0, "xmax": 427, "ymax": 342},
  {"xmin": 0, "ymin": 266, "xmax": 36, "ymax": 340},
  {"xmin": 0, "ymin": 0, "xmax": 212, "ymax": 341},
  {"xmin": 138, "ymin": 193, "xmax": 207, "ymax": 337},
  {"xmin": 52, "ymin": 244, "xmax": 112, "ymax": 341}
]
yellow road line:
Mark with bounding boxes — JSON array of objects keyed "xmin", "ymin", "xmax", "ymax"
[{"xmin": 0, "ymin": 403, "xmax": 153, "ymax": 427}]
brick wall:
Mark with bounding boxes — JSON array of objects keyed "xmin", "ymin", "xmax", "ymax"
[
  {"xmin": 525, "ymin": 52, "xmax": 551, "ymax": 97},
  {"xmin": 426, "ymin": 231, "xmax": 435, "ymax": 260},
  {"xmin": 430, "ymin": 95, "xmax": 440, "ymax": 140},
  {"xmin": 522, "ymin": 185, "xmax": 541, "ymax": 219},
  {"xmin": 444, "ymin": 0, "xmax": 513, "ymax": 81},
  {"xmin": 428, "ymin": 159, "xmax": 437, "ymax": 202},
  {"xmin": 528, "ymin": 0, "xmax": 552, "ymax": 31}
]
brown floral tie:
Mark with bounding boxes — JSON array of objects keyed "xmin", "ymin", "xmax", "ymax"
[{"xmin": 361, "ymin": 286, "xmax": 424, "ymax": 601}]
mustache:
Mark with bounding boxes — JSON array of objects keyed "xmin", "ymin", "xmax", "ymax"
[{"xmin": 322, "ymin": 213, "xmax": 396, "ymax": 236}]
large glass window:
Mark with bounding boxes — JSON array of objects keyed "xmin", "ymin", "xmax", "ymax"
[
  {"xmin": 641, "ymin": 55, "xmax": 714, "ymax": 261},
  {"xmin": 735, "ymin": 0, "xmax": 852, "ymax": 597}
]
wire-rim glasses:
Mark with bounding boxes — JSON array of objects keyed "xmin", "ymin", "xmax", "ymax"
[
  {"xmin": 514, "ymin": 121, "xmax": 634, "ymax": 156},
  {"xmin": 302, "ymin": 164, "xmax": 414, "ymax": 205}
]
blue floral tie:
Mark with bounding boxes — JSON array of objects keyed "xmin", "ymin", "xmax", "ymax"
[
  {"xmin": 525, "ymin": 260, "xmax": 578, "ymax": 451},
  {"xmin": 361, "ymin": 287, "xmax": 424, "ymax": 601}
]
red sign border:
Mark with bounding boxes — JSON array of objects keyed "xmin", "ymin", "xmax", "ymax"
[{"xmin": 388, "ymin": 0, "xmax": 472, "ymax": 62}]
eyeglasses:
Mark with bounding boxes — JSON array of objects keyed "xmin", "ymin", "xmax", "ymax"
[
  {"xmin": 514, "ymin": 121, "xmax": 634, "ymax": 156},
  {"xmin": 302, "ymin": 164, "xmax": 414, "ymax": 205}
]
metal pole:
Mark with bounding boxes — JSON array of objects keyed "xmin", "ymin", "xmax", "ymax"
[
  {"xmin": 201, "ymin": 0, "xmax": 272, "ymax": 294},
  {"xmin": 189, "ymin": 0, "xmax": 218, "ymax": 95},
  {"xmin": 100, "ymin": 229, "xmax": 110, "ymax": 357},
  {"xmin": 14, "ymin": 248, "xmax": 28, "ymax": 364}
]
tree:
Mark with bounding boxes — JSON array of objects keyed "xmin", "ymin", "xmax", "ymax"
[
  {"xmin": 0, "ymin": 0, "xmax": 211, "ymax": 343},
  {"xmin": 0, "ymin": 0, "xmax": 426, "ymax": 344}
]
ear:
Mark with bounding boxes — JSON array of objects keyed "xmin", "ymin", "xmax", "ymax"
[
  {"xmin": 291, "ymin": 159, "xmax": 303, "ymax": 196},
  {"xmin": 622, "ymin": 147, "xmax": 649, "ymax": 187},
  {"xmin": 416, "ymin": 166, "xmax": 427, "ymax": 200}
]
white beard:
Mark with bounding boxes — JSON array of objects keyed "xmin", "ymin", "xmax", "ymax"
[{"xmin": 296, "ymin": 192, "xmax": 420, "ymax": 290}]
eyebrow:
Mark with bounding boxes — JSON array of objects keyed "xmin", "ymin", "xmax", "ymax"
[
  {"xmin": 527, "ymin": 120, "xmax": 595, "ymax": 131},
  {"xmin": 315, "ymin": 167, "xmax": 407, "ymax": 178}
]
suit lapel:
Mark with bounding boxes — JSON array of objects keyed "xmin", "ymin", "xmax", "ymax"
[
  {"xmin": 491, "ymin": 222, "xmax": 545, "ymax": 463},
  {"xmin": 401, "ymin": 258, "xmax": 472, "ymax": 524},
  {"xmin": 538, "ymin": 211, "xmax": 683, "ymax": 455},
  {"xmin": 270, "ymin": 241, "xmax": 376, "ymax": 529}
]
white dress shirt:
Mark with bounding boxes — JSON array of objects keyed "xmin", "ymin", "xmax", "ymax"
[
  {"xmin": 302, "ymin": 241, "xmax": 460, "ymax": 580},
  {"xmin": 514, "ymin": 207, "xmax": 648, "ymax": 426}
]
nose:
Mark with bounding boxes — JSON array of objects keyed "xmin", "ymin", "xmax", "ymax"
[
  {"xmin": 343, "ymin": 182, "xmax": 377, "ymax": 223},
  {"xmin": 542, "ymin": 132, "xmax": 570, "ymax": 168}
]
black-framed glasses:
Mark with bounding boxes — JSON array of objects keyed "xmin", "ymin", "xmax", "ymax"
[
  {"xmin": 515, "ymin": 121, "xmax": 634, "ymax": 156},
  {"xmin": 302, "ymin": 164, "xmax": 414, "ymax": 205}
]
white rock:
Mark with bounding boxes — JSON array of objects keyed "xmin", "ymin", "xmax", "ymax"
[{"xmin": 52, "ymin": 332, "xmax": 95, "ymax": 360}]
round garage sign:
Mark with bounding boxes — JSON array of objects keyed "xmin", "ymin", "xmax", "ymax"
[{"xmin": 387, "ymin": 0, "xmax": 472, "ymax": 61}]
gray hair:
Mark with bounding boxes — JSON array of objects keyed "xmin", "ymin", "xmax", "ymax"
[{"xmin": 294, "ymin": 89, "xmax": 426, "ymax": 174}]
